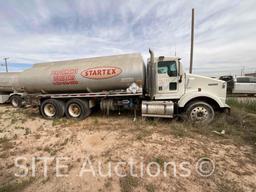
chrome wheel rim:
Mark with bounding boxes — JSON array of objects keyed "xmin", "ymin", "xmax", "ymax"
[
  {"xmin": 190, "ymin": 106, "xmax": 209, "ymax": 122},
  {"xmin": 44, "ymin": 103, "xmax": 56, "ymax": 117},
  {"xmin": 68, "ymin": 103, "xmax": 81, "ymax": 118}
]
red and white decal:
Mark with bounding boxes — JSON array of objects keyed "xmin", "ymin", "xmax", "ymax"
[
  {"xmin": 52, "ymin": 68, "xmax": 79, "ymax": 85},
  {"xmin": 81, "ymin": 66, "xmax": 122, "ymax": 79}
]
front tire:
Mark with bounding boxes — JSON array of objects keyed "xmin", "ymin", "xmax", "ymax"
[
  {"xmin": 185, "ymin": 101, "xmax": 215, "ymax": 124},
  {"xmin": 66, "ymin": 99, "xmax": 91, "ymax": 120},
  {"xmin": 40, "ymin": 99, "xmax": 65, "ymax": 119}
]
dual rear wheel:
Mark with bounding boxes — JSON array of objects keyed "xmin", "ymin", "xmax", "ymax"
[
  {"xmin": 66, "ymin": 99, "xmax": 91, "ymax": 119},
  {"xmin": 40, "ymin": 98, "xmax": 91, "ymax": 120},
  {"xmin": 10, "ymin": 95, "xmax": 25, "ymax": 108}
]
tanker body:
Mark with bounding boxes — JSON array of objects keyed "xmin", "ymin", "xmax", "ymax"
[
  {"xmin": 4, "ymin": 50, "xmax": 230, "ymax": 123},
  {"xmin": 16, "ymin": 53, "xmax": 145, "ymax": 94},
  {"xmin": 0, "ymin": 72, "xmax": 20, "ymax": 94}
]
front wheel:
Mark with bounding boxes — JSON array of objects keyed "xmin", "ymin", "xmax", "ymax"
[{"xmin": 185, "ymin": 101, "xmax": 215, "ymax": 124}]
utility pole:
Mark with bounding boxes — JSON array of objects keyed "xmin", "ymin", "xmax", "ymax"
[
  {"xmin": 174, "ymin": 42, "xmax": 177, "ymax": 56},
  {"xmin": 189, "ymin": 8, "xmax": 195, "ymax": 74},
  {"xmin": 3, "ymin": 58, "xmax": 9, "ymax": 72}
]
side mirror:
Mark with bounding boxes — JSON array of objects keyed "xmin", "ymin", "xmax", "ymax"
[
  {"xmin": 178, "ymin": 62, "xmax": 182, "ymax": 83},
  {"xmin": 179, "ymin": 75, "xmax": 183, "ymax": 83}
]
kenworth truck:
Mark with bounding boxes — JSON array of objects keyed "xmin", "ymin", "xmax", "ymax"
[{"xmin": 0, "ymin": 49, "xmax": 230, "ymax": 123}]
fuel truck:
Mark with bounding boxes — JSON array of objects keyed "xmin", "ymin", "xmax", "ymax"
[{"xmin": 0, "ymin": 50, "xmax": 230, "ymax": 123}]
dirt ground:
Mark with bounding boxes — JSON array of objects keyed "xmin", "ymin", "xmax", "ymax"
[{"xmin": 0, "ymin": 105, "xmax": 256, "ymax": 192}]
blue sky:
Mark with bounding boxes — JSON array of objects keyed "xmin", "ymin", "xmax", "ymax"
[{"xmin": 0, "ymin": 0, "xmax": 255, "ymax": 76}]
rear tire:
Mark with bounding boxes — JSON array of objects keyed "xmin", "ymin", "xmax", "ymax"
[
  {"xmin": 40, "ymin": 99, "xmax": 65, "ymax": 119},
  {"xmin": 66, "ymin": 99, "xmax": 91, "ymax": 120},
  {"xmin": 185, "ymin": 101, "xmax": 215, "ymax": 124},
  {"xmin": 10, "ymin": 95, "xmax": 24, "ymax": 108}
]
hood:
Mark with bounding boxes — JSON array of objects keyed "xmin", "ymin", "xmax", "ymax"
[{"xmin": 186, "ymin": 73, "xmax": 227, "ymax": 99}]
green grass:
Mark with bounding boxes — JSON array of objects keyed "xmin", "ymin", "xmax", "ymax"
[
  {"xmin": 227, "ymin": 98, "xmax": 256, "ymax": 114},
  {"xmin": 52, "ymin": 118, "xmax": 67, "ymax": 126},
  {"xmin": 52, "ymin": 118, "xmax": 79, "ymax": 127}
]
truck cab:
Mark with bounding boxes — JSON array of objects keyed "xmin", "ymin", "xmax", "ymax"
[
  {"xmin": 142, "ymin": 49, "xmax": 230, "ymax": 123},
  {"xmin": 146, "ymin": 55, "xmax": 185, "ymax": 100}
]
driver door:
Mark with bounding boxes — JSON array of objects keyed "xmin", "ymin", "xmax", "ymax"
[{"xmin": 157, "ymin": 60, "xmax": 178, "ymax": 95}]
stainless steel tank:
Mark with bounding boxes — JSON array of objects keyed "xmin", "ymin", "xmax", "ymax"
[
  {"xmin": 0, "ymin": 72, "xmax": 20, "ymax": 93},
  {"xmin": 16, "ymin": 53, "xmax": 145, "ymax": 93}
]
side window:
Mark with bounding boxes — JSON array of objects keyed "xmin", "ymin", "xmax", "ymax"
[
  {"xmin": 169, "ymin": 82, "xmax": 177, "ymax": 90},
  {"xmin": 237, "ymin": 77, "xmax": 250, "ymax": 83},
  {"xmin": 158, "ymin": 61, "xmax": 177, "ymax": 77},
  {"xmin": 249, "ymin": 77, "xmax": 256, "ymax": 83},
  {"xmin": 158, "ymin": 65, "xmax": 168, "ymax": 74}
]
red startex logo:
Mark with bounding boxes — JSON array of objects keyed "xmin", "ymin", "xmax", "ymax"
[{"xmin": 81, "ymin": 66, "xmax": 122, "ymax": 79}]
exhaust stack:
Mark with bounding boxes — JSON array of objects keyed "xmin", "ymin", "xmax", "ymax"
[{"xmin": 149, "ymin": 49, "xmax": 154, "ymax": 64}]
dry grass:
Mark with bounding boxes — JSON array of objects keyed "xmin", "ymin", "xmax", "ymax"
[
  {"xmin": 0, "ymin": 137, "xmax": 13, "ymax": 151},
  {"xmin": 145, "ymin": 184, "xmax": 156, "ymax": 192},
  {"xmin": 208, "ymin": 106, "xmax": 256, "ymax": 149},
  {"xmin": 0, "ymin": 103, "xmax": 256, "ymax": 192},
  {"xmin": 216, "ymin": 178, "xmax": 244, "ymax": 192},
  {"xmin": 0, "ymin": 178, "xmax": 34, "ymax": 192},
  {"xmin": 119, "ymin": 175, "xmax": 140, "ymax": 192},
  {"xmin": 141, "ymin": 108, "xmax": 256, "ymax": 151}
]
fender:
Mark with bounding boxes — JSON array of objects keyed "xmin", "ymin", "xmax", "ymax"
[
  {"xmin": 10, "ymin": 92, "xmax": 26, "ymax": 98},
  {"xmin": 178, "ymin": 91, "xmax": 227, "ymax": 108}
]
